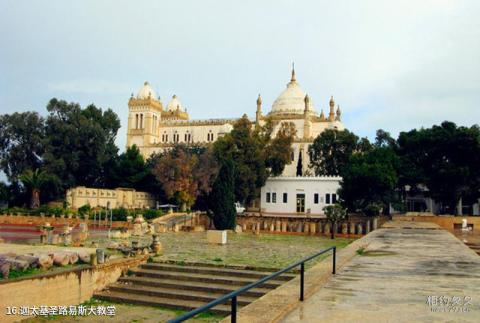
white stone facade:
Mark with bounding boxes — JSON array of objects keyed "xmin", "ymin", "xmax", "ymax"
[
  {"xmin": 126, "ymin": 68, "xmax": 345, "ymax": 178},
  {"xmin": 260, "ymin": 176, "xmax": 342, "ymax": 216}
]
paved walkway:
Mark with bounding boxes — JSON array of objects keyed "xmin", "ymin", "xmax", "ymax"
[{"xmin": 283, "ymin": 221, "xmax": 480, "ymax": 323}]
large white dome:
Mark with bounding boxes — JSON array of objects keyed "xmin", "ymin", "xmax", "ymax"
[
  {"xmin": 137, "ymin": 81, "xmax": 157, "ymax": 100},
  {"xmin": 271, "ymin": 70, "xmax": 314, "ymax": 115},
  {"xmin": 166, "ymin": 95, "xmax": 184, "ymax": 112}
]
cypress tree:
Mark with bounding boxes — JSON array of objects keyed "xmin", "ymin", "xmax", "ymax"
[{"xmin": 209, "ymin": 159, "xmax": 236, "ymax": 230}]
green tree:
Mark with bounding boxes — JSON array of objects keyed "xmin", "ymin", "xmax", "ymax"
[
  {"xmin": 0, "ymin": 112, "xmax": 45, "ymax": 183},
  {"xmin": 396, "ymin": 121, "xmax": 480, "ymax": 214},
  {"xmin": 19, "ymin": 169, "xmax": 51, "ymax": 209},
  {"xmin": 309, "ymin": 129, "xmax": 370, "ymax": 176},
  {"xmin": 43, "ymin": 98, "xmax": 121, "ymax": 195},
  {"xmin": 324, "ymin": 204, "xmax": 347, "ymax": 239},
  {"xmin": 0, "ymin": 182, "xmax": 9, "ymax": 205},
  {"xmin": 265, "ymin": 122, "xmax": 296, "ymax": 176},
  {"xmin": 374, "ymin": 129, "xmax": 397, "ymax": 148},
  {"xmin": 213, "ymin": 115, "xmax": 295, "ymax": 205},
  {"xmin": 108, "ymin": 145, "xmax": 149, "ymax": 189},
  {"xmin": 339, "ymin": 147, "xmax": 399, "ymax": 215},
  {"xmin": 208, "ymin": 159, "xmax": 236, "ymax": 230}
]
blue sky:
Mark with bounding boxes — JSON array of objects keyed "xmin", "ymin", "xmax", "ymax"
[{"xmin": 1, "ymin": 0, "xmax": 479, "ymax": 153}]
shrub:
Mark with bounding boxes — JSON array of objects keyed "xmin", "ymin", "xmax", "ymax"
[
  {"xmin": 111, "ymin": 208, "xmax": 128, "ymax": 221},
  {"xmin": 142, "ymin": 209, "xmax": 163, "ymax": 220},
  {"xmin": 363, "ymin": 203, "xmax": 382, "ymax": 216},
  {"xmin": 78, "ymin": 204, "xmax": 91, "ymax": 216}
]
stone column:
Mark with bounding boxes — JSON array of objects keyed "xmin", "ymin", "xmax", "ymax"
[
  {"xmin": 349, "ymin": 222, "xmax": 355, "ymax": 235},
  {"xmin": 304, "ymin": 222, "xmax": 310, "ymax": 234},
  {"xmin": 341, "ymin": 223, "xmax": 348, "ymax": 234},
  {"xmin": 309, "ymin": 222, "xmax": 316, "ymax": 234},
  {"xmin": 356, "ymin": 223, "xmax": 363, "ymax": 235},
  {"xmin": 457, "ymin": 198, "xmax": 463, "ymax": 216},
  {"xmin": 281, "ymin": 221, "xmax": 288, "ymax": 232},
  {"xmin": 365, "ymin": 221, "xmax": 371, "ymax": 234},
  {"xmin": 296, "ymin": 222, "xmax": 303, "ymax": 233},
  {"xmin": 324, "ymin": 223, "xmax": 330, "ymax": 235},
  {"xmin": 275, "ymin": 220, "xmax": 281, "ymax": 232},
  {"xmin": 270, "ymin": 223, "xmax": 275, "ymax": 232},
  {"xmin": 263, "ymin": 221, "xmax": 269, "ymax": 231},
  {"xmin": 372, "ymin": 217, "xmax": 378, "ymax": 230}
]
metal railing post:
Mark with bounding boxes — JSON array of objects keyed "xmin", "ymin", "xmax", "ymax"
[
  {"xmin": 332, "ymin": 246, "xmax": 336, "ymax": 274},
  {"xmin": 231, "ymin": 296, "xmax": 237, "ymax": 323},
  {"xmin": 300, "ymin": 262, "xmax": 305, "ymax": 301}
]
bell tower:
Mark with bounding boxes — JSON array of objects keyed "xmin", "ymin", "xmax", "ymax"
[{"xmin": 127, "ymin": 81, "xmax": 163, "ymax": 156}]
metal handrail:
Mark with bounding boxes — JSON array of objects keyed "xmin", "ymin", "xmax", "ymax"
[{"xmin": 168, "ymin": 246, "xmax": 336, "ymax": 323}]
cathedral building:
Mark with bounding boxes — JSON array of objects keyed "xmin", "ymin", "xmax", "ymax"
[
  {"xmin": 127, "ymin": 67, "xmax": 344, "ymax": 177},
  {"xmin": 126, "ymin": 67, "xmax": 344, "ymax": 215}
]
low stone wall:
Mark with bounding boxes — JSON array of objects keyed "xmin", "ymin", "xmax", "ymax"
[
  {"xmin": 393, "ymin": 214, "xmax": 480, "ymax": 232},
  {"xmin": 236, "ymin": 215, "xmax": 386, "ymax": 236},
  {"xmin": 0, "ymin": 256, "xmax": 147, "ymax": 322},
  {"xmin": 0, "ymin": 215, "xmax": 131, "ymax": 229}
]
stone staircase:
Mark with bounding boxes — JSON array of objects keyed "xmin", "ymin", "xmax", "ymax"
[
  {"xmin": 95, "ymin": 262, "xmax": 296, "ymax": 315},
  {"xmin": 465, "ymin": 242, "xmax": 480, "ymax": 256}
]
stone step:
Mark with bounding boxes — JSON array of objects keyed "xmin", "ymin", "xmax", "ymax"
[
  {"xmin": 118, "ymin": 276, "xmax": 271, "ymax": 298},
  {"xmin": 141, "ymin": 263, "xmax": 295, "ymax": 281},
  {"xmin": 107, "ymin": 283, "xmax": 255, "ymax": 306},
  {"xmin": 94, "ymin": 290, "xmax": 234, "ymax": 315},
  {"xmin": 130, "ymin": 269, "xmax": 285, "ymax": 288}
]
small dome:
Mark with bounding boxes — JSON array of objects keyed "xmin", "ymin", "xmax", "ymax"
[
  {"xmin": 271, "ymin": 77, "xmax": 314, "ymax": 115},
  {"xmin": 137, "ymin": 81, "xmax": 157, "ymax": 100},
  {"xmin": 166, "ymin": 94, "xmax": 184, "ymax": 112}
]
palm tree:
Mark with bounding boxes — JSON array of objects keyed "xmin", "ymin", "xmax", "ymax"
[{"xmin": 19, "ymin": 169, "xmax": 50, "ymax": 209}]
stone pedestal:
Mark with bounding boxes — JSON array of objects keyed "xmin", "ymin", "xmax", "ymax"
[
  {"xmin": 79, "ymin": 223, "xmax": 88, "ymax": 233},
  {"xmin": 151, "ymin": 234, "xmax": 162, "ymax": 254},
  {"xmin": 270, "ymin": 223, "xmax": 275, "ymax": 232},
  {"xmin": 90, "ymin": 253, "xmax": 97, "ymax": 266},
  {"xmin": 154, "ymin": 223, "xmax": 167, "ymax": 233},
  {"xmin": 341, "ymin": 223, "xmax": 348, "ymax": 234},
  {"xmin": 263, "ymin": 221, "xmax": 269, "ymax": 231},
  {"xmin": 207, "ymin": 230, "xmax": 227, "ymax": 244},
  {"xmin": 242, "ymin": 223, "xmax": 247, "ymax": 231},
  {"xmin": 304, "ymin": 223, "xmax": 309, "ymax": 234},
  {"xmin": 49, "ymin": 234, "xmax": 59, "ymax": 245},
  {"xmin": 366, "ymin": 221, "xmax": 371, "ymax": 234},
  {"xmin": 63, "ymin": 233, "xmax": 72, "ymax": 245},
  {"xmin": 309, "ymin": 222, "xmax": 316, "ymax": 234},
  {"xmin": 133, "ymin": 223, "xmax": 142, "ymax": 236},
  {"xmin": 281, "ymin": 221, "xmax": 287, "ymax": 232},
  {"xmin": 372, "ymin": 217, "xmax": 378, "ymax": 230},
  {"xmin": 193, "ymin": 225, "xmax": 205, "ymax": 232},
  {"xmin": 96, "ymin": 249, "xmax": 105, "ymax": 264}
]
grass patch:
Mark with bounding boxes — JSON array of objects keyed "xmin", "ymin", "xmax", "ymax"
[
  {"xmin": 0, "ymin": 267, "xmax": 44, "ymax": 280},
  {"xmin": 356, "ymin": 247, "xmax": 365, "ymax": 255}
]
